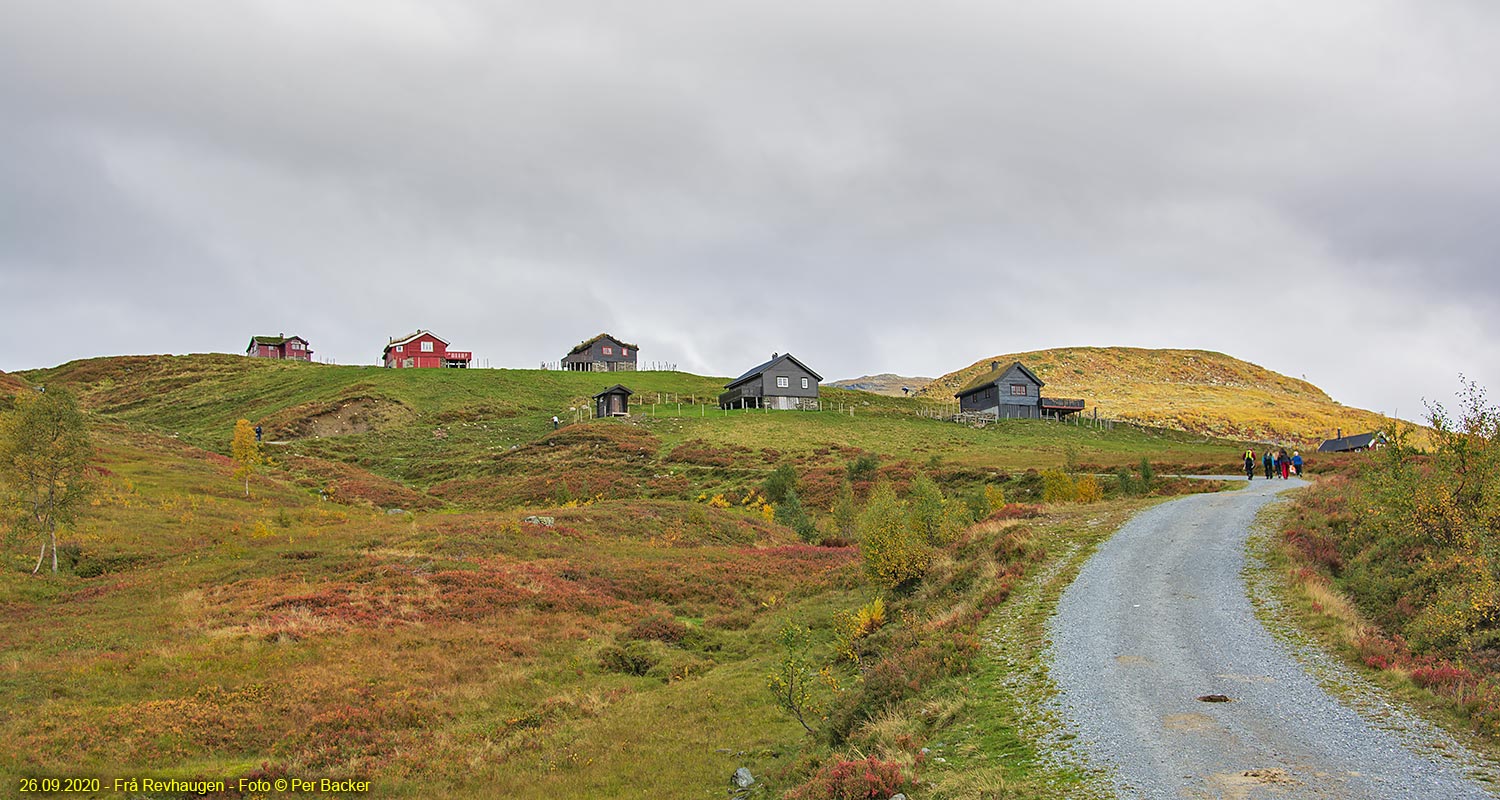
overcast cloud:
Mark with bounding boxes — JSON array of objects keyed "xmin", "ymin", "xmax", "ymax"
[{"xmin": 2, "ymin": 1, "xmax": 1498, "ymax": 421}]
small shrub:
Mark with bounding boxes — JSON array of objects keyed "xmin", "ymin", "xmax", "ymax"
[
  {"xmin": 833, "ymin": 598, "xmax": 887, "ymax": 664},
  {"xmin": 1041, "ymin": 469, "xmax": 1077, "ymax": 503},
  {"xmin": 776, "ymin": 489, "xmax": 820, "ymax": 543},
  {"xmin": 786, "ymin": 756, "xmax": 911, "ymax": 800},
  {"xmin": 1075, "ymin": 474, "xmax": 1102, "ymax": 503},
  {"xmin": 847, "ymin": 453, "xmax": 880, "ymax": 482},
  {"xmin": 764, "ymin": 464, "xmax": 798, "ymax": 503},
  {"xmin": 626, "ymin": 614, "xmax": 688, "ymax": 644},
  {"xmin": 984, "ymin": 484, "xmax": 1007, "ymax": 512},
  {"xmin": 859, "ymin": 483, "xmax": 930, "ymax": 589}
]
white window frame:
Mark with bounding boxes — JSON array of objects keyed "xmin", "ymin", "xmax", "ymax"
[
  {"xmin": 1010, "ymin": 384, "xmax": 1028, "ymax": 396},
  {"xmin": 801, "ymin": 377, "xmax": 809, "ymax": 389},
  {"xmin": 776, "ymin": 376, "xmax": 790, "ymax": 388},
  {"xmin": 602, "ymin": 346, "xmax": 613, "ymax": 355},
  {"xmin": 396, "ymin": 345, "xmax": 404, "ymax": 353},
  {"xmin": 421, "ymin": 340, "xmax": 434, "ymax": 352}
]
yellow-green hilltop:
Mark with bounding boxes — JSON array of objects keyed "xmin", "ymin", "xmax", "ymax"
[{"xmin": 920, "ymin": 346, "xmax": 1392, "ymax": 445}]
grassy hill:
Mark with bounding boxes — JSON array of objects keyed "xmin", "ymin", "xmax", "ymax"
[
  {"xmin": 2, "ymin": 353, "xmax": 1258, "ymax": 798},
  {"xmin": 922, "ymin": 347, "xmax": 1392, "ymax": 444},
  {"xmin": 22, "ymin": 355, "xmax": 1243, "ymax": 508}
]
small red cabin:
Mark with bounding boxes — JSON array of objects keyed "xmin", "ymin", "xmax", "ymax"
[
  {"xmin": 247, "ymin": 334, "xmax": 313, "ymax": 361},
  {"xmin": 382, "ymin": 330, "xmax": 472, "ymax": 369}
]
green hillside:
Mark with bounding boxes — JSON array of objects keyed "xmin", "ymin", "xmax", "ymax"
[{"xmin": 2, "ymin": 354, "xmax": 1256, "ymax": 798}]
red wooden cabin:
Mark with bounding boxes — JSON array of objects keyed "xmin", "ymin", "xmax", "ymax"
[
  {"xmin": 382, "ymin": 330, "xmax": 472, "ymax": 369},
  {"xmin": 247, "ymin": 334, "xmax": 313, "ymax": 361}
]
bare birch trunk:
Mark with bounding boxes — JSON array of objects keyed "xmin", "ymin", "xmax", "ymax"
[
  {"xmin": 49, "ymin": 525, "xmax": 58, "ymax": 573},
  {"xmin": 33, "ymin": 541, "xmax": 46, "ymax": 574}
]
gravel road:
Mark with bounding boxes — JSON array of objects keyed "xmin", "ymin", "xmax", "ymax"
[{"xmin": 1048, "ymin": 477, "xmax": 1497, "ymax": 799}]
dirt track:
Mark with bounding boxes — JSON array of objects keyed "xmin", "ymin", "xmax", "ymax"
[{"xmin": 1048, "ymin": 477, "xmax": 1496, "ymax": 799}]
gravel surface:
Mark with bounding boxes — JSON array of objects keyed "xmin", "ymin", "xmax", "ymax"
[{"xmin": 1048, "ymin": 477, "xmax": 1498, "ymax": 799}]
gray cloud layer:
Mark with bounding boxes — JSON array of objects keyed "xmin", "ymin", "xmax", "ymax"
[{"xmin": 2, "ymin": 1, "xmax": 1498, "ymax": 421}]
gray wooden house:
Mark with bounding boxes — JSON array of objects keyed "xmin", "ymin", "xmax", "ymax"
[
  {"xmin": 719, "ymin": 353, "xmax": 822, "ymax": 410},
  {"xmin": 1317, "ymin": 430, "xmax": 1387, "ymax": 453},
  {"xmin": 593, "ymin": 385, "xmax": 633, "ymax": 418},
  {"xmin": 954, "ymin": 361, "xmax": 1086, "ymax": 420},
  {"xmin": 563, "ymin": 333, "xmax": 638, "ymax": 372}
]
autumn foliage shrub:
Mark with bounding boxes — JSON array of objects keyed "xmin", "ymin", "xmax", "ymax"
[{"xmin": 785, "ymin": 756, "xmax": 911, "ymax": 800}]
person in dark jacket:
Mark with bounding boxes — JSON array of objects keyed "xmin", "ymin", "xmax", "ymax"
[
  {"xmin": 1262, "ymin": 449, "xmax": 1273, "ymax": 479},
  {"xmin": 1279, "ymin": 448, "xmax": 1291, "ymax": 479},
  {"xmin": 1244, "ymin": 449, "xmax": 1256, "ymax": 480}
]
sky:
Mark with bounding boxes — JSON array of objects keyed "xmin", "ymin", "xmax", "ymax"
[{"xmin": 2, "ymin": 1, "xmax": 1498, "ymax": 422}]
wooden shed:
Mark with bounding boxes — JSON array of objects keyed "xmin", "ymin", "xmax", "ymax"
[{"xmin": 593, "ymin": 385, "xmax": 633, "ymax": 418}]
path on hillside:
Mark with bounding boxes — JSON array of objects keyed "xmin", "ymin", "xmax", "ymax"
[{"xmin": 1048, "ymin": 477, "xmax": 1496, "ymax": 799}]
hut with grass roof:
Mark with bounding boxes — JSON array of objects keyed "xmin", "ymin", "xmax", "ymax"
[{"xmin": 563, "ymin": 333, "xmax": 638, "ymax": 372}]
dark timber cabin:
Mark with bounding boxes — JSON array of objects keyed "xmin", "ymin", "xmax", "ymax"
[
  {"xmin": 563, "ymin": 333, "xmax": 638, "ymax": 372},
  {"xmin": 593, "ymin": 385, "xmax": 633, "ymax": 418},
  {"xmin": 954, "ymin": 361, "xmax": 1086, "ymax": 420},
  {"xmin": 719, "ymin": 353, "xmax": 822, "ymax": 410},
  {"xmin": 1317, "ymin": 429, "xmax": 1388, "ymax": 453}
]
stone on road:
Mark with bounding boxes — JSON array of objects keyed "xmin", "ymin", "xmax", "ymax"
[{"xmin": 1049, "ymin": 477, "xmax": 1495, "ymax": 799}]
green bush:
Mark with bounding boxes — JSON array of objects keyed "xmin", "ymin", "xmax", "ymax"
[
  {"xmin": 775, "ymin": 489, "xmax": 819, "ymax": 543},
  {"xmin": 859, "ymin": 482, "xmax": 930, "ymax": 589},
  {"xmin": 763, "ymin": 463, "xmax": 798, "ymax": 504}
]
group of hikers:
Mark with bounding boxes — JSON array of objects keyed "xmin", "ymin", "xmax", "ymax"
[{"xmin": 1244, "ymin": 447, "xmax": 1301, "ymax": 480}]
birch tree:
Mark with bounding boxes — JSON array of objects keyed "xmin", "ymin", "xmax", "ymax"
[
  {"xmin": 0, "ymin": 388, "xmax": 92, "ymax": 574},
  {"xmin": 231, "ymin": 419, "xmax": 262, "ymax": 498}
]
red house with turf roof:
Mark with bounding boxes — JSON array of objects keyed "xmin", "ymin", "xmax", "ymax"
[
  {"xmin": 246, "ymin": 334, "xmax": 313, "ymax": 361},
  {"xmin": 382, "ymin": 330, "xmax": 472, "ymax": 369}
]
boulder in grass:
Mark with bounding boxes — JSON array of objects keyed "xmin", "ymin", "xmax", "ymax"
[{"xmin": 731, "ymin": 767, "xmax": 755, "ymax": 789}]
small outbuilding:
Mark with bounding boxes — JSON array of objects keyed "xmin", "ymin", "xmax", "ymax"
[
  {"xmin": 1317, "ymin": 430, "xmax": 1388, "ymax": 453},
  {"xmin": 954, "ymin": 360, "xmax": 1085, "ymax": 420},
  {"xmin": 247, "ymin": 334, "xmax": 312, "ymax": 361},
  {"xmin": 564, "ymin": 333, "xmax": 638, "ymax": 372},
  {"xmin": 720, "ymin": 353, "xmax": 821, "ymax": 410},
  {"xmin": 593, "ymin": 385, "xmax": 634, "ymax": 418}
]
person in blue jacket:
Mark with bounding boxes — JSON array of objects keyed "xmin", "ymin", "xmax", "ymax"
[{"xmin": 1292, "ymin": 450, "xmax": 1303, "ymax": 477}]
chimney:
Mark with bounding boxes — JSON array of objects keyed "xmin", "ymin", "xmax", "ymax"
[
  {"xmin": 772, "ymin": 352, "xmax": 778, "ymax": 359},
  {"xmin": 990, "ymin": 360, "xmax": 998, "ymax": 371},
  {"xmin": 1336, "ymin": 427, "xmax": 1342, "ymax": 439}
]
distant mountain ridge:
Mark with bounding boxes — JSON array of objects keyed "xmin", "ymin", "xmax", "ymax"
[
  {"xmin": 827, "ymin": 374, "xmax": 934, "ymax": 397},
  {"xmin": 921, "ymin": 347, "xmax": 1387, "ymax": 444}
]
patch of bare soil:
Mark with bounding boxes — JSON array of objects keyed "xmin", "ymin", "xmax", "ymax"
[
  {"xmin": 1200, "ymin": 768, "xmax": 1300, "ymax": 800},
  {"xmin": 263, "ymin": 397, "xmax": 407, "ymax": 439}
]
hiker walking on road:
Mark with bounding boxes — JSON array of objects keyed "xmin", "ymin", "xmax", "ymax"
[
  {"xmin": 1244, "ymin": 449, "xmax": 1256, "ymax": 480},
  {"xmin": 254, "ymin": 424, "xmax": 262, "ymax": 443},
  {"xmin": 1262, "ymin": 449, "xmax": 1273, "ymax": 479},
  {"xmin": 1279, "ymin": 448, "xmax": 1291, "ymax": 479},
  {"xmin": 1292, "ymin": 450, "xmax": 1303, "ymax": 477}
]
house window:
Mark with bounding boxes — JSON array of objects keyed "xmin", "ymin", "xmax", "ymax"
[
  {"xmin": 422, "ymin": 341, "xmax": 434, "ymax": 352},
  {"xmin": 603, "ymin": 346, "xmax": 613, "ymax": 355},
  {"xmin": 396, "ymin": 345, "xmax": 404, "ymax": 353},
  {"xmin": 801, "ymin": 377, "xmax": 809, "ymax": 389},
  {"xmin": 622, "ymin": 348, "xmax": 629, "ymax": 356},
  {"xmin": 1011, "ymin": 384, "xmax": 1028, "ymax": 396},
  {"xmin": 776, "ymin": 376, "xmax": 790, "ymax": 388}
]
